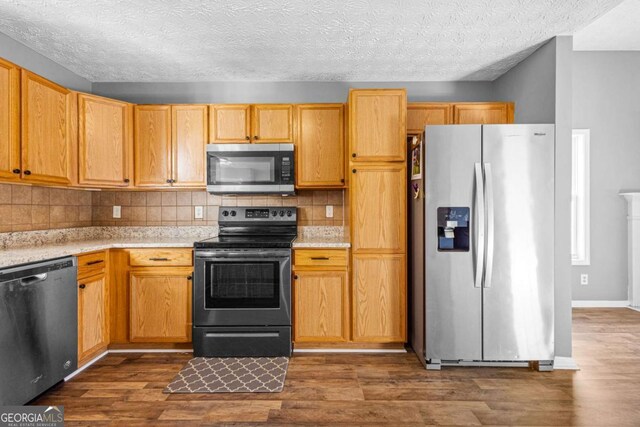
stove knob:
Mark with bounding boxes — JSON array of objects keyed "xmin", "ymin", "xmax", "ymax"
[
  {"xmin": 279, "ymin": 210, "xmax": 285, "ymax": 217},
  {"xmin": 230, "ymin": 210, "xmax": 237, "ymax": 217},
  {"xmin": 271, "ymin": 210, "xmax": 278, "ymax": 217},
  {"xmin": 222, "ymin": 210, "xmax": 229, "ymax": 217},
  {"xmin": 286, "ymin": 210, "xmax": 293, "ymax": 217}
]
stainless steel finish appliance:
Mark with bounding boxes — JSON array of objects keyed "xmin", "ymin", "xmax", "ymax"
[
  {"xmin": 193, "ymin": 207, "xmax": 296, "ymax": 357},
  {"xmin": 0, "ymin": 257, "xmax": 77, "ymax": 405},
  {"xmin": 410, "ymin": 124, "xmax": 555, "ymax": 370},
  {"xmin": 206, "ymin": 143, "xmax": 295, "ymax": 194}
]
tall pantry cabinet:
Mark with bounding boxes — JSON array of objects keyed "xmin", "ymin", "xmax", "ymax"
[{"xmin": 348, "ymin": 89, "xmax": 407, "ymax": 342}]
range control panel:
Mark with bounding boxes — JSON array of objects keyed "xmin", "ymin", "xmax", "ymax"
[{"xmin": 219, "ymin": 206, "xmax": 297, "ymax": 222}]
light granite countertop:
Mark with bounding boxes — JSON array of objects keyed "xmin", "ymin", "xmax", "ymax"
[{"xmin": 292, "ymin": 235, "xmax": 351, "ymax": 249}]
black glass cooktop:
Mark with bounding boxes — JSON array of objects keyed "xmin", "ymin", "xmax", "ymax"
[{"xmin": 194, "ymin": 234, "xmax": 296, "ymax": 249}]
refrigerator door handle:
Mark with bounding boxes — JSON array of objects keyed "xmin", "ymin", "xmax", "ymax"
[
  {"xmin": 484, "ymin": 163, "xmax": 495, "ymax": 288},
  {"xmin": 474, "ymin": 163, "xmax": 485, "ymax": 288}
]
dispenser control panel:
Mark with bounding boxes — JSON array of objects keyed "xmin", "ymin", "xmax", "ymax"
[{"xmin": 437, "ymin": 207, "xmax": 470, "ymax": 252}]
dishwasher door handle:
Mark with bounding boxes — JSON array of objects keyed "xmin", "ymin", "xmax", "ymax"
[{"xmin": 20, "ymin": 273, "xmax": 48, "ymax": 286}]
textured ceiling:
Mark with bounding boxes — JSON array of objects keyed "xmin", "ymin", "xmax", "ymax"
[
  {"xmin": 0, "ymin": 0, "xmax": 622, "ymax": 82},
  {"xmin": 574, "ymin": 0, "xmax": 640, "ymax": 50}
]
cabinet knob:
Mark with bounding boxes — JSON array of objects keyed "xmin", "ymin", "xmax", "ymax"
[
  {"xmin": 78, "ymin": 284, "xmax": 86, "ymax": 289},
  {"xmin": 340, "ymin": 178, "xmax": 345, "ymax": 183},
  {"xmin": 352, "ymin": 153, "xmax": 357, "ymax": 157},
  {"xmin": 187, "ymin": 276, "xmax": 192, "ymax": 281},
  {"xmin": 352, "ymin": 169, "xmax": 357, "ymax": 173},
  {"xmin": 124, "ymin": 178, "xmax": 130, "ymax": 183},
  {"xmin": 12, "ymin": 168, "xmax": 20, "ymax": 174},
  {"xmin": 254, "ymin": 135, "xmax": 259, "ymax": 140},
  {"xmin": 293, "ymin": 275, "xmax": 298, "ymax": 280},
  {"xmin": 24, "ymin": 170, "xmax": 31, "ymax": 175},
  {"xmin": 166, "ymin": 179, "xmax": 172, "ymax": 184},
  {"xmin": 245, "ymin": 136, "xmax": 250, "ymax": 140}
]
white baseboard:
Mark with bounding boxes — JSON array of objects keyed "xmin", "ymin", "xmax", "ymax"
[
  {"xmin": 554, "ymin": 356, "xmax": 580, "ymax": 370},
  {"xmin": 628, "ymin": 306, "xmax": 640, "ymax": 313},
  {"xmin": 293, "ymin": 348, "xmax": 407, "ymax": 353},
  {"xmin": 572, "ymin": 300, "xmax": 630, "ymax": 308}
]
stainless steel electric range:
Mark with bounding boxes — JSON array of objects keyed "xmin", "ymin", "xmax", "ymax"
[{"xmin": 193, "ymin": 206, "xmax": 297, "ymax": 357}]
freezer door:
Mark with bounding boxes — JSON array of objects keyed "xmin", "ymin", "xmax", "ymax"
[
  {"xmin": 482, "ymin": 124, "xmax": 555, "ymax": 361},
  {"xmin": 425, "ymin": 125, "xmax": 482, "ymax": 361}
]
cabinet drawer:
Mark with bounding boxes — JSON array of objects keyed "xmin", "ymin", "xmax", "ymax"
[
  {"xmin": 128, "ymin": 248, "xmax": 193, "ymax": 267},
  {"xmin": 294, "ymin": 249, "xmax": 348, "ymax": 268},
  {"xmin": 77, "ymin": 251, "xmax": 107, "ymax": 279}
]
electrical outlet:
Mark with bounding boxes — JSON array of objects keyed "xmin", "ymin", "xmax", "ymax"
[
  {"xmin": 580, "ymin": 274, "xmax": 589, "ymax": 285},
  {"xmin": 326, "ymin": 205, "xmax": 334, "ymax": 218},
  {"xmin": 194, "ymin": 206, "xmax": 204, "ymax": 219},
  {"xmin": 113, "ymin": 205, "xmax": 121, "ymax": 219}
]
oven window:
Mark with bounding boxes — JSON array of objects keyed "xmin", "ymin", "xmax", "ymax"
[
  {"xmin": 211, "ymin": 156, "xmax": 275, "ymax": 183},
  {"xmin": 204, "ymin": 261, "xmax": 280, "ymax": 309}
]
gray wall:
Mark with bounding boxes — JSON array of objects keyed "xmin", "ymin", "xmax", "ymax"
[
  {"xmin": 0, "ymin": 32, "xmax": 91, "ymax": 92},
  {"xmin": 572, "ymin": 51, "xmax": 640, "ymax": 301},
  {"xmin": 92, "ymin": 81, "xmax": 495, "ymax": 104},
  {"xmin": 493, "ymin": 37, "xmax": 574, "ymax": 358}
]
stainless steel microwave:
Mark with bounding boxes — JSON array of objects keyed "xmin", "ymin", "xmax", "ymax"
[{"xmin": 206, "ymin": 143, "xmax": 295, "ymax": 194}]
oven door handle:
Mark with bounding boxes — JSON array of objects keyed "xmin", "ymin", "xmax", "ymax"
[{"xmin": 196, "ymin": 251, "xmax": 290, "ymax": 258}]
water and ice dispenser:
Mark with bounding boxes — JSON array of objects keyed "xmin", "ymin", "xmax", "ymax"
[{"xmin": 437, "ymin": 207, "xmax": 470, "ymax": 251}]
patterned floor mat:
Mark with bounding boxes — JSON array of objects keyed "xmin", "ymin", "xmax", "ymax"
[{"xmin": 164, "ymin": 357, "xmax": 289, "ymax": 393}]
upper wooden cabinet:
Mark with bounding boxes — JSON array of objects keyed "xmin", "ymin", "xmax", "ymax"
[
  {"xmin": 453, "ymin": 102, "xmax": 514, "ymax": 124},
  {"xmin": 351, "ymin": 163, "xmax": 407, "ymax": 253},
  {"xmin": 209, "ymin": 104, "xmax": 251, "ymax": 143},
  {"xmin": 209, "ymin": 104, "xmax": 293, "ymax": 143},
  {"xmin": 78, "ymin": 93, "xmax": 133, "ymax": 187},
  {"xmin": 134, "ymin": 105, "xmax": 172, "ymax": 187},
  {"xmin": 172, "ymin": 105, "xmax": 208, "ymax": 187},
  {"xmin": 349, "ymin": 89, "xmax": 407, "ymax": 162},
  {"xmin": 0, "ymin": 58, "xmax": 20, "ymax": 181},
  {"xmin": 21, "ymin": 70, "xmax": 73, "ymax": 185},
  {"xmin": 407, "ymin": 103, "xmax": 452, "ymax": 133},
  {"xmin": 134, "ymin": 104, "xmax": 207, "ymax": 188},
  {"xmin": 252, "ymin": 104, "xmax": 294, "ymax": 143},
  {"xmin": 295, "ymin": 104, "xmax": 345, "ymax": 188}
]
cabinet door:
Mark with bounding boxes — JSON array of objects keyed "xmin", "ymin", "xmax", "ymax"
[
  {"xmin": 407, "ymin": 103, "xmax": 452, "ymax": 133},
  {"xmin": 172, "ymin": 105, "xmax": 207, "ymax": 187},
  {"xmin": 453, "ymin": 103, "xmax": 514, "ymax": 124},
  {"xmin": 129, "ymin": 268, "xmax": 192, "ymax": 342},
  {"xmin": 352, "ymin": 254, "xmax": 406, "ymax": 342},
  {"xmin": 251, "ymin": 104, "xmax": 294, "ymax": 143},
  {"xmin": 349, "ymin": 89, "xmax": 406, "ymax": 162},
  {"xmin": 134, "ymin": 105, "xmax": 172, "ymax": 187},
  {"xmin": 209, "ymin": 104, "xmax": 251, "ymax": 143},
  {"xmin": 351, "ymin": 164, "xmax": 406, "ymax": 253},
  {"xmin": 293, "ymin": 270, "xmax": 349, "ymax": 342},
  {"xmin": 78, "ymin": 274, "xmax": 109, "ymax": 362},
  {"xmin": 21, "ymin": 70, "xmax": 72, "ymax": 185},
  {"xmin": 296, "ymin": 104, "xmax": 345, "ymax": 188},
  {"xmin": 0, "ymin": 58, "xmax": 20, "ymax": 181},
  {"xmin": 78, "ymin": 94, "xmax": 133, "ymax": 187}
]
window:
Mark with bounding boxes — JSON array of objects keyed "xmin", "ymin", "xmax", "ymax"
[{"xmin": 571, "ymin": 129, "xmax": 590, "ymax": 265}]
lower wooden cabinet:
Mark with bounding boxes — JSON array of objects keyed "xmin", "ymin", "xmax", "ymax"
[
  {"xmin": 351, "ymin": 254, "xmax": 406, "ymax": 343},
  {"xmin": 293, "ymin": 270, "xmax": 349, "ymax": 342},
  {"xmin": 77, "ymin": 272, "xmax": 109, "ymax": 364},
  {"xmin": 129, "ymin": 267, "xmax": 193, "ymax": 342}
]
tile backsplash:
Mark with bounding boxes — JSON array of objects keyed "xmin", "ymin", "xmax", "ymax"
[
  {"xmin": 92, "ymin": 189, "xmax": 344, "ymax": 227},
  {"xmin": 0, "ymin": 184, "xmax": 344, "ymax": 232},
  {"xmin": 0, "ymin": 183, "xmax": 93, "ymax": 232}
]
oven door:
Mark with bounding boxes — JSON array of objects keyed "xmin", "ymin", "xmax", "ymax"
[
  {"xmin": 194, "ymin": 249, "xmax": 291, "ymax": 327},
  {"xmin": 206, "ymin": 144, "xmax": 294, "ymax": 194}
]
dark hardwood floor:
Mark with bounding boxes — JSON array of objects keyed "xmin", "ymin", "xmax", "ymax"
[{"xmin": 33, "ymin": 308, "xmax": 640, "ymax": 425}]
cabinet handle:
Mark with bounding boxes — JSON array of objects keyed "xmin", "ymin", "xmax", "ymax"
[
  {"xmin": 352, "ymin": 169, "xmax": 357, "ymax": 173},
  {"xmin": 86, "ymin": 260, "xmax": 104, "ymax": 266},
  {"xmin": 310, "ymin": 257, "xmax": 330, "ymax": 260},
  {"xmin": 149, "ymin": 257, "xmax": 169, "ymax": 261},
  {"xmin": 245, "ymin": 136, "xmax": 250, "ymax": 140},
  {"xmin": 124, "ymin": 178, "xmax": 130, "ymax": 183},
  {"xmin": 24, "ymin": 170, "xmax": 31, "ymax": 175},
  {"xmin": 78, "ymin": 284, "xmax": 86, "ymax": 289},
  {"xmin": 12, "ymin": 168, "xmax": 20, "ymax": 174},
  {"xmin": 352, "ymin": 153, "xmax": 357, "ymax": 157}
]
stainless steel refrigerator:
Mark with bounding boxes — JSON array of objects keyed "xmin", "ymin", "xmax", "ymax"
[{"xmin": 410, "ymin": 124, "xmax": 555, "ymax": 371}]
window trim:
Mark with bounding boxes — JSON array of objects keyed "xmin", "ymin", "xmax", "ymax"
[{"xmin": 571, "ymin": 129, "xmax": 590, "ymax": 266}]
